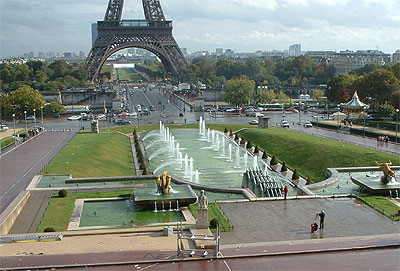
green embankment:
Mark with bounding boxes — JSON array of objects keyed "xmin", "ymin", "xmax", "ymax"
[
  {"xmin": 355, "ymin": 195, "xmax": 400, "ymax": 221},
  {"xmin": 43, "ymin": 133, "xmax": 134, "ymax": 177},
  {"xmin": 189, "ymin": 203, "xmax": 233, "ymax": 232},
  {"xmin": 238, "ymin": 127, "xmax": 400, "ymax": 183}
]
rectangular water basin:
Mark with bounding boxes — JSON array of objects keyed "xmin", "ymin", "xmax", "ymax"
[{"xmin": 77, "ymin": 198, "xmax": 185, "ymax": 228}]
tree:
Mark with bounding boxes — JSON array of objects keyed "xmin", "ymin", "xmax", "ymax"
[
  {"xmin": 377, "ymin": 104, "xmax": 396, "ymax": 118},
  {"xmin": 326, "ymin": 74, "xmax": 356, "ymax": 103},
  {"xmin": 312, "ymin": 89, "xmax": 325, "ymax": 104},
  {"xmin": 9, "ymin": 86, "xmax": 45, "ymax": 116},
  {"xmin": 44, "ymin": 101, "xmax": 66, "ymax": 115},
  {"xmin": 223, "ymin": 76, "xmax": 255, "ymax": 107},
  {"xmin": 390, "ymin": 90, "xmax": 400, "ymax": 109}
]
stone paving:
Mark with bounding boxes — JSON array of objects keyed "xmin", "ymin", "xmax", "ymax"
[{"xmin": 218, "ymin": 198, "xmax": 400, "ymax": 244}]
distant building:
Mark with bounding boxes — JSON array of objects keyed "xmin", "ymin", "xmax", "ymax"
[
  {"xmin": 91, "ymin": 23, "xmax": 98, "ymax": 46},
  {"xmin": 38, "ymin": 51, "xmax": 45, "ymax": 58},
  {"xmin": 329, "ymin": 50, "xmax": 390, "ymax": 75},
  {"xmin": 393, "ymin": 49, "xmax": 400, "ymax": 63},
  {"xmin": 216, "ymin": 48, "xmax": 223, "ymax": 55},
  {"xmin": 181, "ymin": 48, "xmax": 189, "ymax": 57},
  {"xmin": 225, "ymin": 49, "xmax": 234, "ymax": 56},
  {"xmin": 289, "ymin": 44, "xmax": 301, "ymax": 57}
]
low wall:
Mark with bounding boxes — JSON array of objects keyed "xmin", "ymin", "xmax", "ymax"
[{"xmin": 0, "ymin": 191, "xmax": 30, "ymax": 234}]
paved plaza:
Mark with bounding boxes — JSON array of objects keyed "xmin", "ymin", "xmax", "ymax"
[{"xmin": 219, "ymin": 198, "xmax": 399, "ymax": 244}]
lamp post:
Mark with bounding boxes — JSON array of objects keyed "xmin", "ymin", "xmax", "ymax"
[
  {"xmin": 40, "ymin": 106, "xmax": 44, "ymax": 129},
  {"xmin": 396, "ymin": 109, "xmax": 399, "ymax": 143},
  {"xmin": 24, "ymin": 111, "xmax": 27, "ymax": 135},
  {"xmin": 12, "ymin": 113, "xmax": 16, "ymax": 146},
  {"xmin": 363, "ymin": 106, "xmax": 367, "ymax": 137},
  {"xmin": 33, "ymin": 108, "xmax": 37, "ymax": 128}
]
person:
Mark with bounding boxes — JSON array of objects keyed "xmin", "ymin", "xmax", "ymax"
[
  {"xmin": 283, "ymin": 186, "xmax": 289, "ymax": 200},
  {"xmin": 317, "ymin": 210, "xmax": 325, "ymax": 229}
]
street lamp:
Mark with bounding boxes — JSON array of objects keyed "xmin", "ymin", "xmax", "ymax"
[
  {"xmin": 24, "ymin": 111, "xmax": 27, "ymax": 135},
  {"xmin": 33, "ymin": 108, "xmax": 37, "ymax": 127},
  {"xmin": 363, "ymin": 106, "xmax": 367, "ymax": 137},
  {"xmin": 12, "ymin": 113, "xmax": 16, "ymax": 146},
  {"xmin": 396, "ymin": 109, "xmax": 399, "ymax": 143},
  {"xmin": 40, "ymin": 106, "xmax": 44, "ymax": 129}
]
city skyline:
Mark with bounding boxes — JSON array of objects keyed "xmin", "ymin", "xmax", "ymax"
[{"xmin": 1, "ymin": 0, "xmax": 399, "ymax": 58}]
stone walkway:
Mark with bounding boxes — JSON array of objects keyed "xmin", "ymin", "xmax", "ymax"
[{"xmin": 218, "ymin": 198, "xmax": 399, "ymax": 244}]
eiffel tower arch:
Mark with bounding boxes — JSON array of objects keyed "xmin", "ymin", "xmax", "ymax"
[{"xmin": 85, "ymin": 0, "xmax": 187, "ymax": 82}]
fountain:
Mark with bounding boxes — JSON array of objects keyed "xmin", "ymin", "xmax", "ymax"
[
  {"xmin": 228, "ymin": 143, "xmax": 232, "ymax": 162},
  {"xmin": 351, "ymin": 161, "xmax": 400, "ymax": 196}
]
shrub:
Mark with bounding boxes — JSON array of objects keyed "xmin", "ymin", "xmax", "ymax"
[
  {"xmin": 292, "ymin": 169, "xmax": 299, "ymax": 180},
  {"xmin": 281, "ymin": 162, "xmax": 287, "ymax": 172},
  {"xmin": 142, "ymin": 167, "xmax": 149, "ymax": 175},
  {"xmin": 246, "ymin": 140, "xmax": 252, "ymax": 148},
  {"xmin": 262, "ymin": 151, "xmax": 267, "ymax": 159},
  {"xmin": 224, "ymin": 127, "xmax": 228, "ymax": 133},
  {"xmin": 58, "ymin": 189, "xmax": 67, "ymax": 197},
  {"xmin": 270, "ymin": 156, "xmax": 278, "ymax": 166},
  {"xmin": 254, "ymin": 145, "xmax": 259, "ymax": 153},
  {"xmin": 209, "ymin": 218, "xmax": 219, "ymax": 229},
  {"xmin": 44, "ymin": 227, "xmax": 56, "ymax": 232}
]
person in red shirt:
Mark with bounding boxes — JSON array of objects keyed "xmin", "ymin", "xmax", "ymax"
[{"xmin": 283, "ymin": 186, "xmax": 289, "ymax": 200}]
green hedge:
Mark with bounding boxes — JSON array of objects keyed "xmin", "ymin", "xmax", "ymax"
[{"xmin": 1, "ymin": 136, "xmax": 15, "ymax": 150}]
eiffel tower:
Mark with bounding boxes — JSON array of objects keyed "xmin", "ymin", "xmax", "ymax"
[{"xmin": 85, "ymin": 0, "xmax": 187, "ymax": 82}]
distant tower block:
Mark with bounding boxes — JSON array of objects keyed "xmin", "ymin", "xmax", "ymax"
[{"xmin": 85, "ymin": 0, "xmax": 187, "ymax": 82}]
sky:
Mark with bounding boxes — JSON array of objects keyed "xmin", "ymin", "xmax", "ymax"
[{"xmin": 0, "ymin": 0, "xmax": 399, "ymax": 58}]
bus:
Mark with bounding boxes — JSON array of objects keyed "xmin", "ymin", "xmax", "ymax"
[{"xmin": 258, "ymin": 104, "xmax": 284, "ymax": 111}]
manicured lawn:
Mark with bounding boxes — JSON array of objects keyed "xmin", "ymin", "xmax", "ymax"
[
  {"xmin": 189, "ymin": 203, "xmax": 233, "ymax": 232},
  {"xmin": 115, "ymin": 69, "xmax": 146, "ymax": 82},
  {"xmin": 355, "ymin": 195, "xmax": 400, "ymax": 221},
  {"xmin": 43, "ymin": 132, "xmax": 134, "ymax": 177},
  {"xmin": 37, "ymin": 190, "xmax": 133, "ymax": 232},
  {"xmin": 238, "ymin": 127, "xmax": 400, "ymax": 183}
]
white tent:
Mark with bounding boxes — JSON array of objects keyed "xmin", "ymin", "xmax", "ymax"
[{"xmin": 331, "ymin": 112, "xmax": 347, "ymax": 121}]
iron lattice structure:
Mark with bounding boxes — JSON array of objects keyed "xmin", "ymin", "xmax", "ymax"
[{"xmin": 85, "ymin": 0, "xmax": 187, "ymax": 82}]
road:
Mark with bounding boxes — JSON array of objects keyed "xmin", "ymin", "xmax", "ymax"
[{"xmin": 0, "ymin": 131, "xmax": 77, "ymax": 213}]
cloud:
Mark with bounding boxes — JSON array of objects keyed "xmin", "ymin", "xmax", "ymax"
[{"xmin": 1, "ymin": 0, "xmax": 399, "ymax": 57}]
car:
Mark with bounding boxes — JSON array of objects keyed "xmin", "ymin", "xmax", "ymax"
[
  {"xmin": 312, "ymin": 115, "xmax": 325, "ymax": 121},
  {"xmin": 179, "ymin": 112, "xmax": 184, "ymax": 117},
  {"xmin": 115, "ymin": 119, "xmax": 131, "ymax": 125},
  {"xmin": 128, "ymin": 112, "xmax": 138, "ymax": 117},
  {"xmin": 26, "ymin": 115, "xmax": 36, "ymax": 120},
  {"xmin": 67, "ymin": 115, "xmax": 82, "ymax": 121},
  {"xmin": 149, "ymin": 105, "xmax": 155, "ymax": 111},
  {"xmin": 292, "ymin": 109, "xmax": 299, "ymax": 113},
  {"xmin": 118, "ymin": 112, "xmax": 128, "ymax": 117},
  {"xmin": 255, "ymin": 112, "xmax": 264, "ymax": 117},
  {"xmin": 97, "ymin": 114, "xmax": 106, "ymax": 120},
  {"xmin": 304, "ymin": 121, "xmax": 313, "ymax": 128},
  {"xmin": 281, "ymin": 120, "xmax": 290, "ymax": 128},
  {"xmin": 52, "ymin": 113, "xmax": 60, "ymax": 119},
  {"xmin": 246, "ymin": 112, "xmax": 257, "ymax": 117},
  {"xmin": 140, "ymin": 110, "xmax": 149, "ymax": 116},
  {"xmin": 249, "ymin": 119, "xmax": 259, "ymax": 125},
  {"xmin": 0, "ymin": 124, "xmax": 9, "ymax": 130}
]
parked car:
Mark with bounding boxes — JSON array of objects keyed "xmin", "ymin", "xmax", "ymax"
[
  {"xmin": 281, "ymin": 120, "xmax": 290, "ymax": 128},
  {"xmin": 128, "ymin": 112, "xmax": 138, "ymax": 117},
  {"xmin": 26, "ymin": 115, "xmax": 36, "ymax": 120},
  {"xmin": 304, "ymin": 121, "xmax": 313, "ymax": 128},
  {"xmin": 67, "ymin": 115, "xmax": 82, "ymax": 121},
  {"xmin": 52, "ymin": 113, "xmax": 60, "ymax": 119},
  {"xmin": 292, "ymin": 109, "xmax": 299, "ymax": 113},
  {"xmin": 0, "ymin": 124, "xmax": 9, "ymax": 130},
  {"xmin": 255, "ymin": 112, "xmax": 264, "ymax": 117},
  {"xmin": 118, "ymin": 112, "xmax": 128, "ymax": 117},
  {"xmin": 249, "ymin": 119, "xmax": 259, "ymax": 125},
  {"xmin": 115, "ymin": 119, "xmax": 131, "ymax": 125},
  {"xmin": 149, "ymin": 105, "xmax": 155, "ymax": 111}
]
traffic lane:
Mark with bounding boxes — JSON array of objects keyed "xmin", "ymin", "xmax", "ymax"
[
  {"xmin": 0, "ymin": 131, "xmax": 76, "ymax": 213},
  {"xmin": 42, "ymin": 248, "xmax": 400, "ymax": 271}
]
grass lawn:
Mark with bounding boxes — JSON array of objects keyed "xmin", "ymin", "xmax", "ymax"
[
  {"xmin": 43, "ymin": 132, "xmax": 134, "ymax": 177},
  {"xmin": 189, "ymin": 203, "xmax": 233, "ymax": 232},
  {"xmin": 115, "ymin": 69, "xmax": 146, "ymax": 82},
  {"xmin": 37, "ymin": 190, "xmax": 133, "ymax": 232},
  {"xmin": 238, "ymin": 127, "xmax": 400, "ymax": 183},
  {"xmin": 355, "ymin": 195, "xmax": 400, "ymax": 221}
]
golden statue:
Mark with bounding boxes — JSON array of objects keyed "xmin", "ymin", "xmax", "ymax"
[
  {"xmin": 157, "ymin": 171, "xmax": 172, "ymax": 194},
  {"xmin": 376, "ymin": 160, "xmax": 397, "ymax": 183}
]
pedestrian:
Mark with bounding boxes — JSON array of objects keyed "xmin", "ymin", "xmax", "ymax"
[
  {"xmin": 283, "ymin": 185, "xmax": 289, "ymax": 200},
  {"xmin": 385, "ymin": 136, "xmax": 389, "ymax": 144},
  {"xmin": 317, "ymin": 210, "xmax": 325, "ymax": 229}
]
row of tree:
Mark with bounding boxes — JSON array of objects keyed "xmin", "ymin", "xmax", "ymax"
[
  {"xmin": 326, "ymin": 63, "xmax": 400, "ymax": 108},
  {"xmin": 0, "ymin": 60, "xmax": 87, "ymax": 92},
  {"xmin": 0, "ymin": 85, "xmax": 65, "ymax": 117}
]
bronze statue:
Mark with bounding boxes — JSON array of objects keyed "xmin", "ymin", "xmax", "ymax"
[
  {"xmin": 376, "ymin": 160, "xmax": 397, "ymax": 183},
  {"xmin": 157, "ymin": 171, "xmax": 172, "ymax": 194}
]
